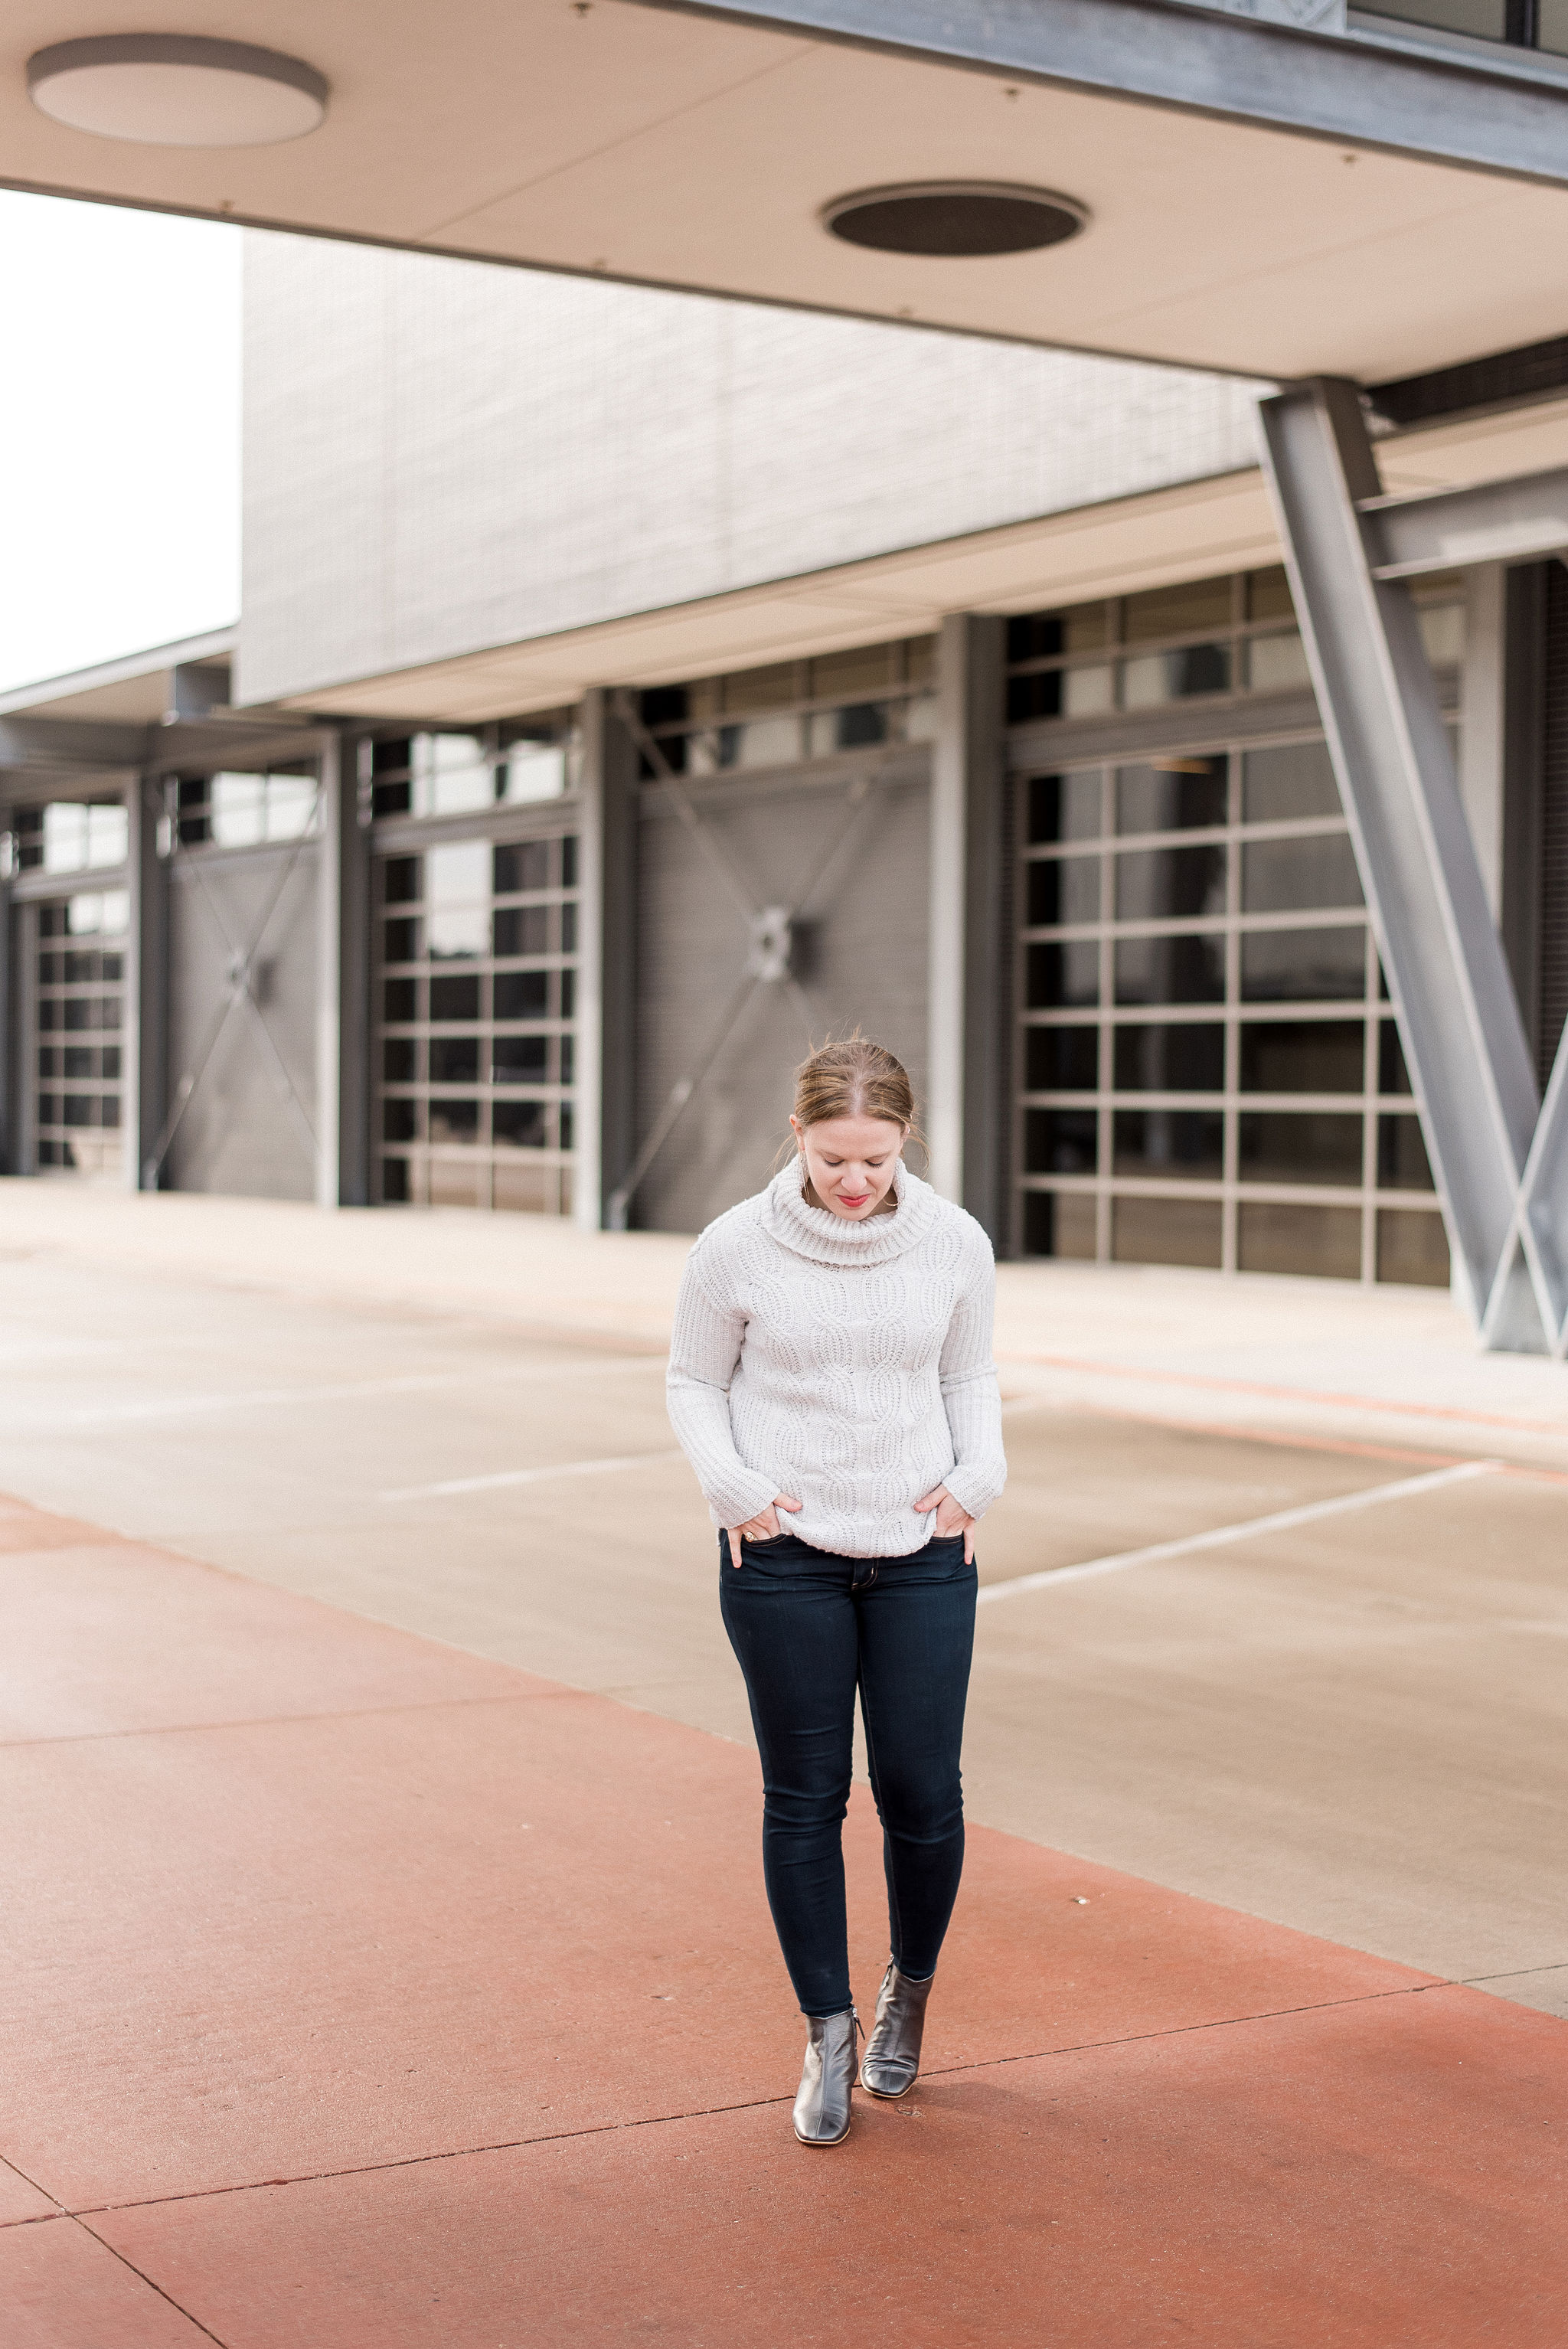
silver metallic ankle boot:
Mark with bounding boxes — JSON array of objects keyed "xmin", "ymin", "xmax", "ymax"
[
  {"xmin": 859, "ymin": 1962, "xmax": 933, "ymax": 2099},
  {"xmin": 792, "ymin": 2007, "xmax": 860, "ymax": 2146}
]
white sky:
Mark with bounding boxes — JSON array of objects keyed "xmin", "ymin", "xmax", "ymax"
[{"xmin": 0, "ymin": 190, "xmax": 240, "ymax": 697}]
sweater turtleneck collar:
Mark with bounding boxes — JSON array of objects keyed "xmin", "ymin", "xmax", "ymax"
[{"xmin": 758, "ymin": 1155, "xmax": 943, "ymax": 1267}]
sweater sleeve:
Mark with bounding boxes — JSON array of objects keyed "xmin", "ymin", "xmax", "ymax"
[
  {"xmin": 936, "ymin": 1235, "xmax": 1008, "ymax": 1521},
  {"xmin": 665, "ymin": 1244, "xmax": 782, "ymax": 1528}
]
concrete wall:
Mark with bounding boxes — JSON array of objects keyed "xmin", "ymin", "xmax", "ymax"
[{"xmin": 237, "ymin": 233, "xmax": 1263, "ymax": 707}]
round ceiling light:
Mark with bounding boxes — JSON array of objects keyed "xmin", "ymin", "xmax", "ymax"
[
  {"xmin": 822, "ymin": 181, "xmax": 1086, "ymax": 260},
  {"xmin": 27, "ymin": 34, "xmax": 328, "ymax": 147}
]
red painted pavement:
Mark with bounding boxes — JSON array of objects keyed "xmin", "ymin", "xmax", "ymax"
[{"xmin": 2, "ymin": 1495, "xmax": 1563, "ymax": 2346}]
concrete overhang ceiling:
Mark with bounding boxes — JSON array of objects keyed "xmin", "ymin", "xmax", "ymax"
[{"xmin": 7, "ymin": 0, "xmax": 1568, "ymax": 381}]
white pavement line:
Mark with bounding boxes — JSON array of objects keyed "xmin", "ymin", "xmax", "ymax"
[
  {"xmin": 381, "ymin": 1449, "xmax": 686, "ymax": 1502},
  {"xmin": 975, "ymin": 1459, "xmax": 1503, "ymax": 1606}
]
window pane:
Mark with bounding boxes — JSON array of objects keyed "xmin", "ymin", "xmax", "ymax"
[
  {"xmin": 1008, "ymin": 671, "xmax": 1063, "ymax": 724},
  {"xmin": 1245, "ymin": 633, "xmax": 1312, "ymax": 693},
  {"xmin": 493, "ymin": 1035, "xmax": 550, "ymax": 1083},
  {"xmin": 381, "ymin": 1157, "xmax": 410, "ymax": 1204},
  {"xmin": 495, "ymin": 1099, "xmax": 548, "ymax": 1148},
  {"xmin": 1009, "ymin": 605, "xmax": 1112, "ymax": 662},
  {"xmin": 494, "ymin": 905, "xmax": 554, "ymax": 957},
  {"xmin": 1121, "ymin": 643, "xmax": 1232, "ymax": 708},
  {"xmin": 1378, "ymin": 1021, "xmax": 1414, "ymax": 1095},
  {"xmin": 1116, "ymin": 756, "xmax": 1227, "ymax": 835},
  {"xmin": 1238, "ymin": 1203, "xmax": 1361, "ymax": 1279},
  {"xmin": 1123, "ymin": 579, "xmax": 1233, "ymax": 642},
  {"xmin": 425, "ymin": 841, "xmax": 490, "ymax": 957},
  {"xmin": 1246, "ymin": 567, "xmax": 1295, "ymax": 622},
  {"xmin": 1112, "ymin": 1110, "xmax": 1223, "ymax": 1179},
  {"xmin": 1114, "ymin": 933, "xmax": 1225, "ymax": 1006},
  {"xmin": 494, "ymin": 841, "xmax": 551, "ymax": 894},
  {"xmin": 495, "ymin": 970, "xmax": 550, "ymax": 1021},
  {"xmin": 430, "ymin": 1038, "xmax": 479, "ymax": 1084},
  {"xmin": 1027, "ymin": 857, "xmax": 1099, "ymax": 927},
  {"xmin": 1240, "ymin": 1021, "xmax": 1365, "ymax": 1093},
  {"xmin": 1244, "ymin": 740, "xmax": 1340, "ymax": 824},
  {"xmin": 1024, "ymin": 1027, "xmax": 1098, "ymax": 1090},
  {"xmin": 1242, "ymin": 835, "xmax": 1362, "ymax": 913},
  {"xmin": 383, "ymin": 978, "xmax": 419, "ymax": 1023},
  {"xmin": 1113, "ymin": 1023, "xmax": 1225, "ymax": 1092},
  {"xmin": 1027, "ymin": 942, "xmax": 1099, "ymax": 1009},
  {"xmin": 1238, "ymin": 1112, "xmax": 1364, "ymax": 1185},
  {"xmin": 384, "ymin": 917, "xmax": 420, "ymax": 963},
  {"xmin": 1377, "ymin": 1113, "xmax": 1435, "ymax": 1191},
  {"xmin": 384, "ymin": 1099, "xmax": 421, "ymax": 1143},
  {"xmin": 1024, "ymin": 1108, "xmax": 1098, "ymax": 1175},
  {"xmin": 1027, "ymin": 771, "xmax": 1102, "ymax": 844},
  {"xmin": 384, "ymin": 858, "xmax": 420, "ymax": 904},
  {"xmin": 1116, "ymin": 843, "xmax": 1226, "ymax": 921},
  {"xmin": 430, "ymin": 975, "xmax": 482, "ymax": 1023},
  {"xmin": 1377, "ymin": 1210, "xmax": 1450, "ymax": 1287},
  {"xmin": 501, "ymin": 743, "xmax": 566, "ymax": 803},
  {"xmin": 383, "ymin": 1038, "xmax": 419, "ymax": 1083},
  {"xmin": 429, "ymin": 1098, "xmax": 481, "ymax": 1144},
  {"xmin": 1241, "ymin": 926, "xmax": 1366, "ymax": 1002},
  {"xmin": 1112, "ymin": 1197, "xmax": 1222, "ymax": 1268}
]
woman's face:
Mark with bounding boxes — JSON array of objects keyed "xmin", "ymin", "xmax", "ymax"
[{"xmin": 791, "ymin": 1113, "xmax": 905, "ymax": 1218}]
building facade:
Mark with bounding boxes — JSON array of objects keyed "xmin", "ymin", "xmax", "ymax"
[{"xmin": 2, "ymin": 211, "xmax": 1565, "ymax": 1340}]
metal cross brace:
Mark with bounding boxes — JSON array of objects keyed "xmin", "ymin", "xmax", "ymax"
[
  {"xmin": 142, "ymin": 795, "xmax": 322, "ymax": 1188},
  {"xmin": 605, "ymin": 690, "xmax": 884, "ymax": 1227},
  {"xmin": 1258, "ymin": 380, "xmax": 1568, "ymax": 1353}
]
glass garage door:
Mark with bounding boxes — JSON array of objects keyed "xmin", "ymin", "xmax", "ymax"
[
  {"xmin": 34, "ymin": 890, "xmax": 128, "ymax": 1177},
  {"xmin": 374, "ymin": 831, "xmax": 578, "ymax": 1213},
  {"xmin": 1015, "ymin": 737, "xmax": 1449, "ymax": 1287}
]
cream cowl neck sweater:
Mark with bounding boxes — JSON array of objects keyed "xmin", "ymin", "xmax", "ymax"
[{"xmin": 666, "ymin": 1158, "xmax": 1007, "ymax": 1560}]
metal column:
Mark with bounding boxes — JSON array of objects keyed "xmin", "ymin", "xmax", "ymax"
[
  {"xmin": 929, "ymin": 613, "xmax": 1008, "ymax": 1240},
  {"xmin": 1257, "ymin": 379, "xmax": 1560, "ymax": 1351},
  {"xmin": 315, "ymin": 730, "xmax": 371, "ymax": 1207},
  {"xmin": 575, "ymin": 688, "xmax": 640, "ymax": 1230},
  {"xmin": 126, "ymin": 773, "xmax": 168, "ymax": 1191},
  {"xmin": 0, "ymin": 848, "xmax": 11, "ymax": 1175}
]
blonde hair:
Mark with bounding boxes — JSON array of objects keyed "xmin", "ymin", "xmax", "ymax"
[{"xmin": 792, "ymin": 1034, "xmax": 916, "ymax": 1136}]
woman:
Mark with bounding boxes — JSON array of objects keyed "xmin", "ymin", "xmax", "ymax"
[{"xmin": 666, "ymin": 1036, "xmax": 1006, "ymax": 2146}]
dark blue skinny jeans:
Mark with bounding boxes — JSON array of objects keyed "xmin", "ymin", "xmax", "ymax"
[{"xmin": 718, "ymin": 1529, "xmax": 977, "ymax": 2017}]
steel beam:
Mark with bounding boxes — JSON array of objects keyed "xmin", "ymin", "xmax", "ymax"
[
  {"xmin": 1257, "ymin": 378, "xmax": 1559, "ymax": 1350},
  {"xmin": 1364, "ymin": 466, "xmax": 1568, "ymax": 580},
  {"xmin": 638, "ymin": 0, "xmax": 1568, "ymax": 186},
  {"xmin": 0, "ymin": 717, "xmax": 149, "ymax": 772}
]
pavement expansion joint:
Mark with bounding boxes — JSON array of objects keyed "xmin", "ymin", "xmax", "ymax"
[
  {"xmin": 51, "ymin": 1976, "xmax": 1468, "ymax": 2229},
  {"xmin": 70, "ymin": 2216, "xmax": 233, "ymax": 2347}
]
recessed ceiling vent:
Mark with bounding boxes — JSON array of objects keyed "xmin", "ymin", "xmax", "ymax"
[
  {"xmin": 28, "ymin": 34, "xmax": 328, "ymax": 147},
  {"xmin": 822, "ymin": 182, "xmax": 1086, "ymax": 259}
]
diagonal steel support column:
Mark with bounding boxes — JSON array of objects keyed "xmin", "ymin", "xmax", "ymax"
[{"xmin": 1257, "ymin": 379, "xmax": 1556, "ymax": 1351}]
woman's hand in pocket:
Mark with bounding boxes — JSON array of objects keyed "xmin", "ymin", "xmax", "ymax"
[
  {"xmin": 915, "ymin": 1485, "xmax": 976, "ymax": 1564},
  {"xmin": 726, "ymin": 1493, "xmax": 802, "ymax": 1570}
]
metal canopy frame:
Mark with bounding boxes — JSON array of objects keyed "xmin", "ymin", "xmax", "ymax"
[
  {"xmin": 638, "ymin": 0, "xmax": 1568, "ymax": 186},
  {"xmin": 1258, "ymin": 380, "xmax": 1568, "ymax": 1354}
]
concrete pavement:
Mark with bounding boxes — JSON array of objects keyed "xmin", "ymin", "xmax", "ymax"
[{"xmin": 2, "ymin": 1180, "xmax": 1567, "ymax": 2339}]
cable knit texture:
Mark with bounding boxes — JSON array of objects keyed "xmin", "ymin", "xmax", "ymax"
[{"xmin": 666, "ymin": 1158, "xmax": 1007, "ymax": 1559}]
